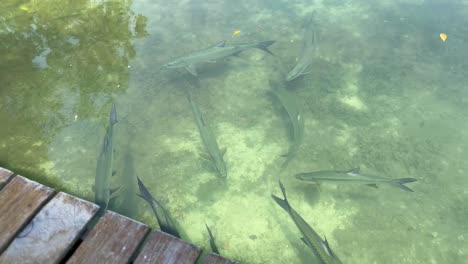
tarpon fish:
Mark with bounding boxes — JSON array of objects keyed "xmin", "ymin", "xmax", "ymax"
[
  {"xmin": 269, "ymin": 79, "xmax": 304, "ymax": 167},
  {"xmin": 164, "ymin": 40, "xmax": 275, "ymax": 76},
  {"xmin": 94, "ymin": 103, "xmax": 119, "ymax": 216},
  {"xmin": 137, "ymin": 176, "xmax": 180, "ymax": 238},
  {"xmin": 112, "ymin": 150, "xmax": 138, "ymax": 218},
  {"xmin": 205, "ymin": 223, "xmax": 220, "ymax": 254},
  {"xmin": 295, "ymin": 167, "xmax": 417, "ymax": 192},
  {"xmin": 286, "ymin": 16, "xmax": 318, "ymax": 81},
  {"xmin": 272, "ymin": 180, "xmax": 342, "ymax": 264},
  {"xmin": 188, "ymin": 92, "xmax": 227, "ymax": 178}
]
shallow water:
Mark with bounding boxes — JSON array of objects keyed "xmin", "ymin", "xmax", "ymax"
[{"xmin": 1, "ymin": 0, "xmax": 467, "ymax": 263}]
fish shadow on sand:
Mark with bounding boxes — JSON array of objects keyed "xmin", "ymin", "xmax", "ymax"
[
  {"xmin": 294, "ymin": 183, "xmax": 321, "ymax": 205},
  {"xmin": 196, "ymin": 178, "xmax": 229, "ymax": 205}
]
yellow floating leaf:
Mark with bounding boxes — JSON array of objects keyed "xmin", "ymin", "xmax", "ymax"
[{"xmin": 439, "ymin": 33, "xmax": 447, "ymax": 42}]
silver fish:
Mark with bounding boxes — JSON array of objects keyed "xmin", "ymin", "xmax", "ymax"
[
  {"xmin": 205, "ymin": 223, "xmax": 220, "ymax": 254},
  {"xmin": 188, "ymin": 92, "xmax": 227, "ymax": 178},
  {"xmin": 94, "ymin": 103, "xmax": 119, "ymax": 215},
  {"xmin": 269, "ymin": 80, "xmax": 304, "ymax": 167},
  {"xmin": 164, "ymin": 40, "xmax": 275, "ymax": 76},
  {"xmin": 137, "ymin": 176, "xmax": 180, "ymax": 238},
  {"xmin": 272, "ymin": 180, "xmax": 342, "ymax": 264},
  {"xmin": 295, "ymin": 167, "xmax": 417, "ymax": 192},
  {"xmin": 286, "ymin": 17, "xmax": 318, "ymax": 81}
]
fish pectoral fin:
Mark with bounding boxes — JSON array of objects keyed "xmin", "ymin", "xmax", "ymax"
[
  {"xmin": 346, "ymin": 167, "xmax": 360, "ymax": 175},
  {"xmin": 185, "ymin": 65, "xmax": 198, "ymax": 76},
  {"xmin": 366, "ymin": 183, "xmax": 378, "ymax": 188},
  {"xmin": 199, "ymin": 152, "xmax": 212, "ymax": 161},
  {"xmin": 299, "ymin": 70, "xmax": 312, "ymax": 76},
  {"xmin": 214, "ymin": 40, "xmax": 227, "ymax": 47},
  {"xmin": 110, "ymin": 186, "xmax": 121, "ymax": 196},
  {"xmin": 314, "ymin": 183, "xmax": 322, "ymax": 193}
]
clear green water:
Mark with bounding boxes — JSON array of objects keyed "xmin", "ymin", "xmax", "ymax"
[{"xmin": 1, "ymin": 0, "xmax": 467, "ymax": 263}]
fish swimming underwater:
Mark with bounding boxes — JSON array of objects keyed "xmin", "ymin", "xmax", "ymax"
[
  {"xmin": 94, "ymin": 103, "xmax": 119, "ymax": 216},
  {"xmin": 188, "ymin": 92, "xmax": 227, "ymax": 178},
  {"xmin": 269, "ymin": 79, "xmax": 304, "ymax": 167},
  {"xmin": 286, "ymin": 15, "xmax": 319, "ymax": 81},
  {"xmin": 272, "ymin": 180, "xmax": 342, "ymax": 264},
  {"xmin": 136, "ymin": 176, "xmax": 181, "ymax": 238},
  {"xmin": 295, "ymin": 167, "xmax": 417, "ymax": 192},
  {"xmin": 205, "ymin": 223, "xmax": 220, "ymax": 254},
  {"xmin": 164, "ymin": 40, "xmax": 275, "ymax": 76}
]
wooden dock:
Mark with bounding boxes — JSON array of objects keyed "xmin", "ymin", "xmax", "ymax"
[{"xmin": 0, "ymin": 167, "xmax": 238, "ymax": 264}]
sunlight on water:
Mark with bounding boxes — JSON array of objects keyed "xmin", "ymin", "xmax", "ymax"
[{"xmin": 1, "ymin": 0, "xmax": 468, "ymax": 263}]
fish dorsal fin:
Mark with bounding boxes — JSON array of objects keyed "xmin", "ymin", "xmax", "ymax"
[
  {"xmin": 185, "ymin": 64, "xmax": 198, "ymax": 76},
  {"xmin": 299, "ymin": 70, "xmax": 312, "ymax": 76},
  {"xmin": 347, "ymin": 167, "xmax": 360, "ymax": 175}
]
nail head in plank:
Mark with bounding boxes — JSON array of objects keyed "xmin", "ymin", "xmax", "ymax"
[
  {"xmin": 0, "ymin": 192, "xmax": 99, "ymax": 264},
  {"xmin": 0, "ymin": 167, "xmax": 14, "ymax": 190},
  {"xmin": 0, "ymin": 176, "xmax": 54, "ymax": 253},
  {"xmin": 134, "ymin": 230, "xmax": 201, "ymax": 264},
  {"xmin": 67, "ymin": 211, "xmax": 149, "ymax": 264},
  {"xmin": 203, "ymin": 253, "xmax": 239, "ymax": 264}
]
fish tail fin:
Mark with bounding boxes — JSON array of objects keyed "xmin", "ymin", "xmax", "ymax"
[
  {"xmin": 278, "ymin": 180, "xmax": 288, "ymax": 201},
  {"xmin": 205, "ymin": 223, "xmax": 212, "ymax": 236},
  {"xmin": 391, "ymin": 178, "xmax": 417, "ymax": 192},
  {"xmin": 110, "ymin": 103, "xmax": 118, "ymax": 125},
  {"xmin": 256, "ymin": 40, "xmax": 275, "ymax": 55},
  {"xmin": 271, "ymin": 194, "xmax": 289, "ymax": 212},
  {"xmin": 136, "ymin": 176, "xmax": 154, "ymax": 204},
  {"xmin": 272, "ymin": 180, "xmax": 292, "ymax": 212},
  {"xmin": 136, "ymin": 192, "xmax": 153, "ymax": 208}
]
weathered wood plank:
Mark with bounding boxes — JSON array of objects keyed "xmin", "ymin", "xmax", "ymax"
[
  {"xmin": 0, "ymin": 167, "xmax": 14, "ymax": 190},
  {"xmin": 67, "ymin": 211, "xmax": 149, "ymax": 264},
  {"xmin": 203, "ymin": 253, "xmax": 239, "ymax": 264},
  {"xmin": 0, "ymin": 176, "xmax": 54, "ymax": 253},
  {"xmin": 0, "ymin": 192, "xmax": 99, "ymax": 264},
  {"xmin": 134, "ymin": 230, "xmax": 201, "ymax": 264}
]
